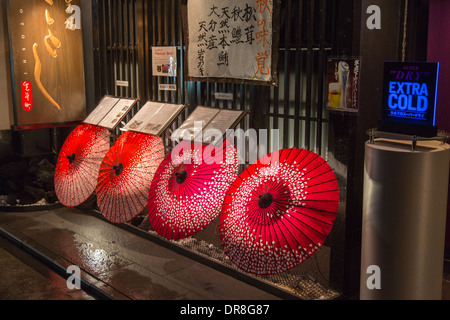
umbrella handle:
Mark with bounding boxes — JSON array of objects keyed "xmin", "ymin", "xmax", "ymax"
[
  {"xmin": 66, "ymin": 153, "xmax": 76, "ymax": 164},
  {"xmin": 112, "ymin": 163, "xmax": 124, "ymax": 175},
  {"xmin": 175, "ymin": 170, "xmax": 188, "ymax": 184},
  {"xmin": 258, "ymin": 193, "xmax": 273, "ymax": 209}
]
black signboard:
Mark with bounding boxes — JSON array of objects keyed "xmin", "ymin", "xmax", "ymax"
[{"xmin": 379, "ymin": 61, "xmax": 439, "ymax": 137}]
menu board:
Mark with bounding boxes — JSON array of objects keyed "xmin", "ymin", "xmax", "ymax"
[
  {"xmin": 172, "ymin": 106, "xmax": 247, "ymax": 143},
  {"xmin": 83, "ymin": 95, "xmax": 137, "ymax": 130},
  {"xmin": 83, "ymin": 96, "xmax": 119, "ymax": 125},
  {"xmin": 173, "ymin": 107, "xmax": 220, "ymax": 142},
  {"xmin": 123, "ymin": 101, "xmax": 185, "ymax": 136},
  {"xmin": 97, "ymin": 98, "xmax": 137, "ymax": 129}
]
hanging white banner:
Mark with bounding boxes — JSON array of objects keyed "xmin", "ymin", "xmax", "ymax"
[{"xmin": 187, "ymin": 0, "xmax": 274, "ymax": 83}]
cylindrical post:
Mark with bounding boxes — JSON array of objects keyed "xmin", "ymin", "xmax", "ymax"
[{"xmin": 360, "ymin": 139, "xmax": 450, "ymax": 299}]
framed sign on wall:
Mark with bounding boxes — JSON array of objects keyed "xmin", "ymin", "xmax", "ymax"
[
  {"xmin": 182, "ymin": 0, "xmax": 280, "ymax": 86},
  {"xmin": 7, "ymin": 0, "xmax": 86, "ymax": 129},
  {"xmin": 326, "ymin": 57, "xmax": 361, "ymax": 113},
  {"xmin": 152, "ymin": 46, "xmax": 177, "ymax": 77}
]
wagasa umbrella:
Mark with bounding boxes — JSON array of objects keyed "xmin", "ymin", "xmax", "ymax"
[
  {"xmin": 148, "ymin": 139, "xmax": 239, "ymax": 239},
  {"xmin": 96, "ymin": 131, "xmax": 165, "ymax": 223},
  {"xmin": 54, "ymin": 124, "xmax": 110, "ymax": 207},
  {"xmin": 219, "ymin": 148, "xmax": 339, "ymax": 275}
]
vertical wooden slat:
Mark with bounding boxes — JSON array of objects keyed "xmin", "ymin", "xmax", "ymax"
[
  {"xmin": 206, "ymin": 82, "xmax": 211, "ymax": 106},
  {"xmin": 158, "ymin": 0, "xmax": 164, "ymax": 101},
  {"xmin": 109, "ymin": 0, "xmax": 115, "ymax": 95},
  {"xmin": 130, "ymin": 0, "xmax": 137, "ymax": 98},
  {"xmin": 283, "ymin": 0, "xmax": 292, "ymax": 149},
  {"xmin": 125, "ymin": 0, "xmax": 131, "ymax": 98},
  {"xmin": 136, "ymin": 0, "xmax": 146, "ymax": 100},
  {"xmin": 117, "ymin": 0, "xmax": 126, "ymax": 98},
  {"xmin": 146, "ymin": 0, "xmax": 152, "ymax": 100},
  {"xmin": 177, "ymin": 30, "xmax": 184, "ymax": 103},
  {"xmin": 176, "ymin": 0, "xmax": 184, "ymax": 104},
  {"xmin": 163, "ymin": 0, "xmax": 169, "ymax": 45},
  {"xmin": 240, "ymin": 84, "xmax": 245, "ymax": 112},
  {"xmin": 157, "ymin": 0, "xmax": 163, "ymax": 46},
  {"xmin": 231, "ymin": 83, "xmax": 237, "ymax": 110},
  {"xmin": 293, "ymin": 0, "xmax": 303, "ymax": 148},
  {"xmin": 127, "ymin": 0, "xmax": 132, "ymax": 98},
  {"xmin": 102, "ymin": 1, "xmax": 109, "ymax": 96},
  {"xmin": 104, "ymin": 1, "xmax": 112, "ymax": 95},
  {"xmin": 316, "ymin": 0, "xmax": 327, "ymax": 154},
  {"xmin": 110, "ymin": 0, "xmax": 117, "ymax": 96},
  {"xmin": 150, "ymin": 0, "xmax": 156, "ymax": 100},
  {"xmin": 92, "ymin": 1, "xmax": 101, "ymax": 100},
  {"xmin": 213, "ymin": 82, "xmax": 218, "ymax": 107},
  {"xmin": 119, "ymin": 0, "xmax": 125, "ymax": 97},
  {"xmin": 157, "ymin": 0, "xmax": 164, "ymax": 102},
  {"xmin": 163, "ymin": 0, "xmax": 169, "ymax": 102},
  {"xmin": 116, "ymin": 0, "xmax": 121, "ymax": 97},
  {"xmin": 304, "ymin": 0, "xmax": 315, "ymax": 150},
  {"xmin": 170, "ymin": 0, "xmax": 176, "ymax": 103}
]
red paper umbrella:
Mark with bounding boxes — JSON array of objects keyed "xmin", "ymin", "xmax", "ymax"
[
  {"xmin": 219, "ymin": 148, "xmax": 339, "ymax": 275},
  {"xmin": 55, "ymin": 124, "xmax": 110, "ymax": 207},
  {"xmin": 96, "ymin": 131, "xmax": 165, "ymax": 223},
  {"xmin": 148, "ymin": 139, "xmax": 239, "ymax": 240}
]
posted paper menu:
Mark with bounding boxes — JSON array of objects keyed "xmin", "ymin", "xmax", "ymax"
[
  {"xmin": 83, "ymin": 96, "xmax": 120, "ymax": 126},
  {"xmin": 173, "ymin": 107, "xmax": 220, "ymax": 142},
  {"xmin": 172, "ymin": 106, "xmax": 247, "ymax": 144},
  {"xmin": 83, "ymin": 96, "xmax": 138, "ymax": 130},
  {"xmin": 97, "ymin": 98, "xmax": 137, "ymax": 130},
  {"xmin": 123, "ymin": 101, "xmax": 185, "ymax": 136}
]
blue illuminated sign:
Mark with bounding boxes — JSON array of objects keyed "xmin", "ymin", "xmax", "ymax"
[{"xmin": 380, "ymin": 61, "xmax": 439, "ymax": 135}]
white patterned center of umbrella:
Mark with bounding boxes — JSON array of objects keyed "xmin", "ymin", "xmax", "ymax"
[
  {"xmin": 221, "ymin": 162, "xmax": 322, "ymax": 275},
  {"xmin": 149, "ymin": 143, "xmax": 238, "ymax": 239},
  {"xmin": 241, "ymin": 164, "xmax": 308, "ymax": 225},
  {"xmin": 220, "ymin": 148, "xmax": 339, "ymax": 275}
]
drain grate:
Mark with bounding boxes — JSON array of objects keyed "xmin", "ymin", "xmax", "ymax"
[{"xmin": 149, "ymin": 231, "xmax": 340, "ymax": 300}]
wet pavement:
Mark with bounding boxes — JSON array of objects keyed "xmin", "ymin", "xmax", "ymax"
[
  {"xmin": 0, "ymin": 235, "xmax": 95, "ymax": 300},
  {"xmin": 0, "ymin": 207, "xmax": 280, "ymax": 300},
  {"xmin": 1, "ymin": 206, "xmax": 449, "ymax": 302}
]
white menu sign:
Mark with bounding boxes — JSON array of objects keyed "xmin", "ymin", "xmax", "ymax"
[
  {"xmin": 172, "ymin": 106, "xmax": 247, "ymax": 143},
  {"xmin": 97, "ymin": 98, "xmax": 137, "ymax": 130},
  {"xmin": 123, "ymin": 101, "xmax": 185, "ymax": 136},
  {"xmin": 152, "ymin": 46, "xmax": 177, "ymax": 77},
  {"xmin": 83, "ymin": 96, "xmax": 120, "ymax": 126}
]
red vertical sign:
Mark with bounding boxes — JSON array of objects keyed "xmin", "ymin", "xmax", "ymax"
[{"xmin": 21, "ymin": 81, "xmax": 33, "ymax": 111}]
